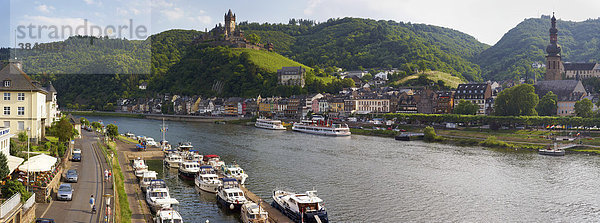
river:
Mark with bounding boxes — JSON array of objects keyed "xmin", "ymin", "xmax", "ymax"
[{"xmin": 80, "ymin": 115, "xmax": 600, "ymax": 222}]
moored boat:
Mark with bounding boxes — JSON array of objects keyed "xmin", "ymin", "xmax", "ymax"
[
  {"xmin": 177, "ymin": 142, "xmax": 194, "ymax": 152},
  {"xmin": 164, "ymin": 152, "xmax": 183, "ymax": 168},
  {"xmin": 255, "ymin": 118, "xmax": 286, "ymax": 130},
  {"xmin": 271, "ymin": 190, "xmax": 328, "ymax": 223},
  {"xmin": 154, "ymin": 208, "xmax": 183, "ymax": 223},
  {"xmin": 292, "ymin": 120, "xmax": 350, "ymax": 136},
  {"xmin": 182, "ymin": 150, "xmax": 203, "ymax": 163},
  {"xmin": 194, "ymin": 165, "xmax": 221, "ymax": 193},
  {"xmin": 132, "ymin": 157, "xmax": 148, "ymax": 178},
  {"xmin": 178, "ymin": 161, "xmax": 200, "ymax": 180},
  {"xmin": 140, "ymin": 171, "xmax": 158, "ymax": 193},
  {"xmin": 539, "ymin": 143, "xmax": 566, "ymax": 156},
  {"xmin": 146, "ymin": 186, "xmax": 179, "ymax": 213},
  {"xmin": 204, "ymin": 154, "xmax": 225, "ymax": 170},
  {"xmin": 241, "ymin": 201, "xmax": 269, "ymax": 223},
  {"xmin": 216, "ymin": 178, "xmax": 247, "ymax": 211},
  {"xmin": 221, "ymin": 163, "xmax": 248, "ymax": 184}
]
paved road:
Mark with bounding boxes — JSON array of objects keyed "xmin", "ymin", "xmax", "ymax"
[{"xmin": 39, "ymin": 130, "xmax": 114, "ymax": 223}]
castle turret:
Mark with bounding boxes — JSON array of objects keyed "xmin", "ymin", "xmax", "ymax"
[
  {"xmin": 224, "ymin": 9, "xmax": 236, "ymax": 37},
  {"xmin": 545, "ymin": 13, "xmax": 563, "ymax": 80}
]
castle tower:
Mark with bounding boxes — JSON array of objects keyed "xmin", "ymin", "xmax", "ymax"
[
  {"xmin": 224, "ymin": 9, "xmax": 236, "ymax": 37},
  {"xmin": 545, "ymin": 13, "xmax": 563, "ymax": 80}
]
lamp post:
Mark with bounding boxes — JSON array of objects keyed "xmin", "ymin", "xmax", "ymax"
[{"xmin": 26, "ymin": 127, "xmax": 30, "ymax": 191}]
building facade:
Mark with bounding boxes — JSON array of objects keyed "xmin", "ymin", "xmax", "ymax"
[
  {"xmin": 277, "ymin": 67, "xmax": 306, "ymax": 87},
  {"xmin": 453, "ymin": 83, "xmax": 492, "ymax": 115}
]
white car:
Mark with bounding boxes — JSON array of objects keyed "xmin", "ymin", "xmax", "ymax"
[{"xmin": 72, "ymin": 148, "xmax": 81, "ymax": 155}]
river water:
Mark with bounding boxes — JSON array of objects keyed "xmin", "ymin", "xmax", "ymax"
[{"xmin": 81, "ymin": 116, "xmax": 600, "ymax": 222}]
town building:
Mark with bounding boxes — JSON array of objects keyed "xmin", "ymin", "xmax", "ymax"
[
  {"xmin": 0, "ymin": 126, "xmax": 23, "ymax": 176},
  {"xmin": 0, "ymin": 61, "xmax": 59, "ymax": 141},
  {"xmin": 535, "ymin": 80, "xmax": 586, "ymax": 116},
  {"xmin": 545, "ymin": 14, "xmax": 563, "ymax": 81},
  {"xmin": 435, "ymin": 91, "xmax": 454, "ymax": 114},
  {"xmin": 354, "ymin": 94, "xmax": 390, "ymax": 114},
  {"xmin": 414, "ymin": 89, "xmax": 437, "ymax": 114},
  {"xmin": 277, "ymin": 67, "xmax": 306, "ymax": 87},
  {"xmin": 564, "ymin": 63, "xmax": 600, "ymax": 79},
  {"xmin": 453, "ymin": 83, "xmax": 492, "ymax": 115},
  {"xmin": 397, "ymin": 91, "xmax": 417, "ymax": 113}
]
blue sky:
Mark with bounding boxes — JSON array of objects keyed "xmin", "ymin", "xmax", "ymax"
[{"xmin": 2, "ymin": 0, "xmax": 600, "ymax": 47}]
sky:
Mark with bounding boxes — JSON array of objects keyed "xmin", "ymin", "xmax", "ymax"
[{"xmin": 1, "ymin": 0, "xmax": 600, "ymax": 48}]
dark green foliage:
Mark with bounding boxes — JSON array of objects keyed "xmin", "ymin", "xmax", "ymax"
[
  {"xmin": 423, "ymin": 126, "xmax": 437, "ymax": 142},
  {"xmin": 1, "ymin": 180, "xmax": 31, "ymax": 202},
  {"xmin": 493, "ymin": 84, "xmax": 539, "ymax": 116},
  {"xmin": 575, "ymin": 98, "xmax": 594, "ymax": 118},
  {"xmin": 477, "ymin": 15, "xmax": 600, "ymax": 80},
  {"xmin": 0, "ymin": 153, "xmax": 9, "ymax": 179},
  {"xmin": 106, "ymin": 124, "xmax": 119, "ymax": 138},
  {"xmin": 91, "ymin": 122, "xmax": 102, "ymax": 130},
  {"xmin": 453, "ymin": 99, "xmax": 478, "ymax": 115},
  {"xmin": 536, "ymin": 91, "xmax": 557, "ymax": 116},
  {"xmin": 17, "ymin": 132, "xmax": 27, "ymax": 142},
  {"xmin": 52, "ymin": 117, "xmax": 74, "ymax": 142},
  {"xmin": 80, "ymin": 117, "xmax": 89, "ymax": 126}
]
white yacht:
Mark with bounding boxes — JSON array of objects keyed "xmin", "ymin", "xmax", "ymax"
[
  {"xmin": 271, "ymin": 190, "xmax": 328, "ymax": 223},
  {"xmin": 154, "ymin": 208, "xmax": 183, "ymax": 223},
  {"xmin": 132, "ymin": 157, "xmax": 148, "ymax": 178},
  {"xmin": 241, "ymin": 201, "xmax": 269, "ymax": 223},
  {"xmin": 221, "ymin": 163, "xmax": 248, "ymax": 185},
  {"xmin": 148, "ymin": 179, "xmax": 168, "ymax": 191},
  {"xmin": 216, "ymin": 178, "xmax": 247, "ymax": 211},
  {"xmin": 194, "ymin": 165, "xmax": 222, "ymax": 193},
  {"xmin": 140, "ymin": 171, "xmax": 158, "ymax": 192},
  {"xmin": 164, "ymin": 152, "xmax": 183, "ymax": 168},
  {"xmin": 203, "ymin": 154, "xmax": 225, "ymax": 170},
  {"xmin": 292, "ymin": 120, "xmax": 350, "ymax": 136},
  {"xmin": 255, "ymin": 118, "xmax": 286, "ymax": 130},
  {"xmin": 182, "ymin": 151, "xmax": 202, "ymax": 163},
  {"xmin": 178, "ymin": 161, "xmax": 200, "ymax": 180},
  {"xmin": 146, "ymin": 186, "xmax": 180, "ymax": 212},
  {"xmin": 177, "ymin": 142, "xmax": 194, "ymax": 152}
]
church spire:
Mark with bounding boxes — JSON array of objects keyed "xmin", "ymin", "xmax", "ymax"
[
  {"xmin": 546, "ymin": 12, "xmax": 561, "ymax": 56},
  {"xmin": 544, "ymin": 13, "xmax": 563, "ymax": 81}
]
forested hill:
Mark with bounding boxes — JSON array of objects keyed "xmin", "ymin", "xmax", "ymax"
[
  {"xmin": 476, "ymin": 15, "xmax": 600, "ymax": 81},
  {"xmin": 240, "ymin": 17, "xmax": 489, "ymax": 81}
]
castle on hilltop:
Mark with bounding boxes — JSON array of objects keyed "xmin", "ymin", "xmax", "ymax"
[{"xmin": 196, "ymin": 9, "xmax": 273, "ymax": 51}]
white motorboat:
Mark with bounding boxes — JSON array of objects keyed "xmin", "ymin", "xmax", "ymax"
[
  {"xmin": 241, "ymin": 201, "xmax": 269, "ymax": 223},
  {"xmin": 154, "ymin": 208, "xmax": 183, "ymax": 223},
  {"xmin": 203, "ymin": 154, "xmax": 225, "ymax": 170},
  {"xmin": 146, "ymin": 138, "xmax": 158, "ymax": 147},
  {"xmin": 132, "ymin": 157, "xmax": 148, "ymax": 178},
  {"xmin": 194, "ymin": 165, "xmax": 221, "ymax": 193},
  {"xmin": 221, "ymin": 163, "xmax": 248, "ymax": 185},
  {"xmin": 177, "ymin": 142, "xmax": 194, "ymax": 152},
  {"xmin": 164, "ymin": 152, "xmax": 183, "ymax": 168},
  {"xmin": 292, "ymin": 120, "xmax": 350, "ymax": 136},
  {"xmin": 216, "ymin": 178, "xmax": 247, "ymax": 211},
  {"xmin": 271, "ymin": 190, "xmax": 328, "ymax": 223},
  {"xmin": 182, "ymin": 151, "xmax": 202, "ymax": 163},
  {"xmin": 140, "ymin": 171, "xmax": 158, "ymax": 192},
  {"xmin": 178, "ymin": 161, "xmax": 200, "ymax": 180},
  {"xmin": 148, "ymin": 179, "xmax": 168, "ymax": 191},
  {"xmin": 146, "ymin": 186, "xmax": 179, "ymax": 212},
  {"xmin": 255, "ymin": 118, "xmax": 286, "ymax": 130}
]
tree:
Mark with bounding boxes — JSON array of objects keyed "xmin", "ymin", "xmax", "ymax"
[
  {"xmin": 575, "ymin": 98, "xmax": 593, "ymax": 117},
  {"xmin": 106, "ymin": 124, "xmax": 119, "ymax": 138},
  {"xmin": 91, "ymin": 121, "xmax": 102, "ymax": 130},
  {"xmin": 54, "ymin": 117, "xmax": 74, "ymax": 142},
  {"xmin": 1, "ymin": 180, "xmax": 31, "ymax": 202},
  {"xmin": 536, "ymin": 91, "xmax": 557, "ymax": 116},
  {"xmin": 80, "ymin": 117, "xmax": 89, "ymax": 126},
  {"xmin": 494, "ymin": 84, "xmax": 539, "ymax": 116},
  {"xmin": 246, "ymin": 33, "xmax": 260, "ymax": 44},
  {"xmin": 17, "ymin": 132, "xmax": 27, "ymax": 142},
  {"xmin": 453, "ymin": 99, "xmax": 478, "ymax": 115},
  {"xmin": 0, "ymin": 153, "xmax": 9, "ymax": 179},
  {"xmin": 423, "ymin": 126, "xmax": 437, "ymax": 142}
]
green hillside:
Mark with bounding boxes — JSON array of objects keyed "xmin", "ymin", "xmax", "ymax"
[
  {"xmin": 394, "ymin": 71, "xmax": 465, "ymax": 88},
  {"xmin": 231, "ymin": 48, "xmax": 311, "ymax": 73},
  {"xmin": 476, "ymin": 15, "xmax": 600, "ymax": 81}
]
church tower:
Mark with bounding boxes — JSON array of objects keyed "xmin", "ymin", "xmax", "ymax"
[
  {"xmin": 545, "ymin": 13, "xmax": 563, "ymax": 80},
  {"xmin": 224, "ymin": 9, "xmax": 236, "ymax": 37}
]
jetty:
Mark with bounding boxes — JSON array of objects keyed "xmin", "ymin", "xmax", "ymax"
[{"xmin": 395, "ymin": 132, "xmax": 425, "ymax": 141}]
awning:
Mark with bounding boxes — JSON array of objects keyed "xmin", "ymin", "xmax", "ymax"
[
  {"xmin": 7, "ymin": 155, "xmax": 24, "ymax": 174},
  {"xmin": 19, "ymin": 154, "xmax": 57, "ymax": 172}
]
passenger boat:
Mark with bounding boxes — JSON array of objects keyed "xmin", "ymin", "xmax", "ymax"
[
  {"xmin": 140, "ymin": 171, "xmax": 158, "ymax": 193},
  {"xmin": 154, "ymin": 208, "xmax": 183, "ymax": 223},
  {"xmin": 194, "ymin": 165, "xmax": 221, "ymax": 193},
  {"xmin": 292, "ymin": 120, "xmax": 350, "ymax": 136},
  {"xmin": 539, "ymin": 143, "xmax": 566, "ymax": 156},
  {"xmin": 271, "ymin": 190, "xmax": 328, "ymax": 223},
  {"xmin": 255, "ymin": 118, "xmax": 286, "ymax": 130},
  {"xmin": 204, "ymin": 154, "xmax": 225, "ymax": 169},
  {"xmin": 178, "ymin": 161, "xmax": 200, "ymax": 180},
  {"xmin": 132, "ymin": 157, "xmax": 148, "ymax": 178},
  {"xmin": 221, "ymin": 163, "xmax": 248, "ymax": 184},
  {"xmin": 146, "ymin": 185, "xmax": 179, "ymax": 212},
  {"xmin": 216, "ymin": 178, "xmax": 247, "ymax": 211},
  {"xmin": 164, "ymin": 152, "xmax": 183, "ymax": 168},
  {"xmin": 241, "ymin": 201, "xmax": 269, "ymax": 223}
]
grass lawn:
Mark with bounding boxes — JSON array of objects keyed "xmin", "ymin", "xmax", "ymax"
[
  {"xmin": 117, "ymin": 135, "xmax": 138, "ymax": 144},
  {"xmin": 232, "ymin": 48, "xmax": 312, "ymax": 73},
  {"xmin": 394, "ymin": 71, "xmax": 465, "ymax": 88}
]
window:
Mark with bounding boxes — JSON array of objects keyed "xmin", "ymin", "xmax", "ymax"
[
  {"xmin": 17, "ymin": 93, "xmax": 24, "ymax": 101},
  {"xmin": 3, "ymin": 80, "xmax": 10, "ymax": 87},
  {"xmin": 17, "ymin": 121, "xmax": 24, "ymax": 131},
  {"xmin": 3, "ymin": 107, "xmax": 9, "ymax": 115},
  {"xmin": 3, "ymin": 121, "xmax": 9, "ymax": 128},
  {"xmin": 3, "ymin": 93, "xmax": 9, "ymax": 100},
  {"xmin": 17, "ymin": 107, "xmax": 24, "ymax": 116}
]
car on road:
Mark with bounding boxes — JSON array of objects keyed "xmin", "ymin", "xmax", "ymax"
[
  {"xmin": 72, "ymin": 153, "xmax": 82, "ymax": 162},
  {"xmin": 65, "ymin": 169, "xmax": 78, "ymax": 182},
  {"xmin": 57, "ymin": 183, "xmax": 73, "ymax": 201},
  {"xmin": 35, "ymin": 218, "xmax": 55, "ymax": 223},
  {"xmin": 72, "ymin": 148, "xmax": 81, "ymax": 155}
]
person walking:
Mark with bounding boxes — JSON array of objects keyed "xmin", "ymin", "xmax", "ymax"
[
  {"xmin": 104, "ymin": 169, "xmax": 109, "ymax": 182},
  {"xmin": 89, "ymin": 195, "xmax": 95, "ymax": 213},
  {"xmin": 108, "ymin": 170, "xmax": 112, "ymax": 181}
]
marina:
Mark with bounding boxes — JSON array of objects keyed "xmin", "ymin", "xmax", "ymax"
[{"xmin": 82, "ymin": 115, "xmax": 600, "ymax": 222}]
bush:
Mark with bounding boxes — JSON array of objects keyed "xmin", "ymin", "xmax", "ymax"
[
  {"xmin": 1, "ymin": 180, "xmax": 31, "ymax": 202},
  {"xmin": 424, "ymin": 126, "xmax": 436, "ymax": 142},
  {"xmin": 17, "ymin": 132, "xmax": 27, "ymax": 142},
  {"xmin": 479, "ymin": 136, "xmax": 513, "ymax": 148}
]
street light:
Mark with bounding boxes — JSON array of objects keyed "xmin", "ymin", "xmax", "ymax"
[{"xmin": 26, "ymin": 127, "xmax": 30, "ymax": 192}]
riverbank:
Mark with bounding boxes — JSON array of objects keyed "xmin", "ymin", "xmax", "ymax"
[
  {"xmin": 69, "ymin": 110, "xmax": 252, "ymax": 123},
  {"xmin": 66, "ymin": 111, "xmax": 145, "ymax": 119}
]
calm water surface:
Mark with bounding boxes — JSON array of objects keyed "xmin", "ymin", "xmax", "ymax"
[{"xmin": 82, "ymin": 116, "xmax": 600, "ymax": 222}]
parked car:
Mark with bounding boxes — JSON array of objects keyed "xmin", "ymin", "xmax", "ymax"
[
  {"xmin": 72, "ymin": 153, "xmax": 82, "ymax": 162},
  {"xmin": 57, "ymin": 183, "xmax": 73, "ymax": 201},
  {"xmin": 72, "ymin": 148, "xmax": 81, "ymax": 155},
  {"xmin": 65, "ymin": 169, "xmax": 78, "ymax": 183},
  {"xmin": 35, "ymin": 218, "xmax": 55, "ymax": 223}
]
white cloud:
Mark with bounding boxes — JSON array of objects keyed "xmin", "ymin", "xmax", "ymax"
[
  {"xmin": 304, "ymin": 0, "xmax": 322, "ymax": 15},
  {"xmin": 161, "ymin": 8, "xmax": 184, "ymax": 21},
  {"xmin": 192, "ymin": 15, "xmax": 212, "ymax": 25},
  {"xmin": 83, "ymin": 0, "xmax": 102, "ymax": 6},
  {"xmin": 152, "ymin": 0, "xmax": 174, "ymax": 8},
  {"xmin": 35, "ymin": 4, "xmax": 54, "ymax": 13}
]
